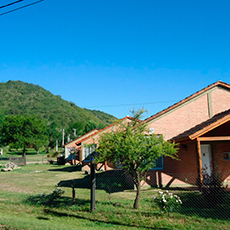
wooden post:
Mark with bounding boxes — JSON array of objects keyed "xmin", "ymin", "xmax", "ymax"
[
  {"xmin": 197, "ymin": 139, "xmax": 204, "ymax": 188},
  {"xmin": 104, "ymin": 161, "xmax": 108, "ymax": 171},
  {"xmin": 90, "ymin": 160, "xmax": 96, "ymax": 212},
  {"xmin": 79, "ymin": 149, "xmax": 82, "ymax": 164}
]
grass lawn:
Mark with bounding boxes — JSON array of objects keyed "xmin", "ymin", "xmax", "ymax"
[
  {"xmin": 0, "ymin": 148, "xmax": 59, "ymax": 165},
  {"xmin": 0, "ymin": 163, "xmax": 230, "ymax": 230}
]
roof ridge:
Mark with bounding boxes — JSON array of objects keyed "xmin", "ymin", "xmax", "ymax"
[
  {"xmin": 144, "ymin": 81, "xmax": 230, "ymax": 123},
  {"xmin": 63, "ymin": 128, "xmax": 100, "ymax": 147},
  {"xmin": 75, "ymin": 116, "xmax": 134, "ymax": 144}
]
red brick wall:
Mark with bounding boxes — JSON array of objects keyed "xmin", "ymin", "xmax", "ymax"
[
  {"xmin": 146, "ymin": 87, "xmax": 230, "ymax": 140},
  {"xmin": 146, "ymin": 143, "xmax": 198, "ymax": 187},
  {"xmin": 211, "ymin": 87, "xmax": 230, "ymax": 116},
  {"xmin": 164, "ymin": 143, "xmax": 197, "ymax": 173},
  {"xmin": 216, "ymin": 142, "xmax": 230, "ymax": 171},
  {"xmin": 145, "ymin": 141, "xmax": 230, "ymax": 187},
  {"xmin": 147, "ymin": 94, "xmax": 210, "ymax": 140}
]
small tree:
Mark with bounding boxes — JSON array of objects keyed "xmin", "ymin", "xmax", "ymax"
[
  {"xmin": 2, "ymin": 115, "xmax": 48, "ymax": 156},
  {"xmin": 96, "ymin": 109, "xmax": 178, "ymax": 209}
]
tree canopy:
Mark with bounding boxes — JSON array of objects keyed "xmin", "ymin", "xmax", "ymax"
[
  {"xmin": 1, "ymin": 115, "xmax": 48, "ymax": 155},
  {"xmin": 0, "ymin": 80, "xmax": 115, "ymax": 147},
  {"xmin": 96, "ymin": 110, "xmax": 178, "ymax": 209}
]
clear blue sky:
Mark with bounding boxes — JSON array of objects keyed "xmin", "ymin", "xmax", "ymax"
[{"xmin": 1, "ymin": 0, "xmax": 230, "ymax": 119}]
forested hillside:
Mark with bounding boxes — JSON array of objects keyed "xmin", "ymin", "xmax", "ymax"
[{"xmin": 0, "ymin": 80, "xmax": 115, "ymax": 148}]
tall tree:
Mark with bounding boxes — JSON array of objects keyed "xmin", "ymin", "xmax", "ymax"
[
  {"xmin": 2, "ymin": 115, "xmax": 48, "ymax": 156},
  {"xmin": 47, "ymin": 121, "xmax": 61, "ymax": 149},
  {"xmin": 96, "ymin": 110, "xmax": 178, "ymax": 209}
]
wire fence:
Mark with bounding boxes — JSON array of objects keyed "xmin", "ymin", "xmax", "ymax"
[
  {"xmin": 93, "ymin": 168, "xmax": 230, "ymax": 220},
  {"xmin": 9, "ymin": 155, "xmax": 26, "ymax": 166},
  {"xmin": 0, "ymin": 154, "xmax": 48, "ymax": 165}
]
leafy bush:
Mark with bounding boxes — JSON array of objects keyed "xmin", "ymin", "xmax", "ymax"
[
  {"xmin": 40, "ymin": 185, "xmax": 65, "ymax": 204},
  {"xmin": 153, "ymin": 190, "xmax": 182, "ymax": 215}
]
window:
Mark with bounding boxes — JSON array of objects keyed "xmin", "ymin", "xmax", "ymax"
[
  {"xmin": 82, "ymin": 144, "xmax": 97, "ymax": 162},
  {"xmin": 66, "ymin": 147, "xmax": 76, "ymax": 159},
  {"xmin": 151, "ymin": 155, "xmax": 164, "ymax": 170},
  {"xmin": 223, "ymin": 152, "xmax": 230, "ymax": 160}
]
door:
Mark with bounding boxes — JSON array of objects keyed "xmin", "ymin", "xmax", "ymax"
[{"xmin": 201, "ymin": 144, "xmax": 212, "ymax": 176}]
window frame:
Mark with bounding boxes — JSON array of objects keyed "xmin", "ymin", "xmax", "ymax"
[
  {"xmin": 150, "ymin": 155, "xmax": 164, "ymax": 170},
  {"xmin": 223, "ymin": 152, "xmax": 230, "ymax": 160}
]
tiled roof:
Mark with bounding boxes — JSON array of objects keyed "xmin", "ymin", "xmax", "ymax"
[
  {"xmin": 63, "ymin": 128, "xmax": 99, "ymax": 147},
  {"xmin": 144, "ymin": 81, "xmax": 230, "ymax": 123},
  {"xmin": 74, "ymin": 116, "xmax": 134, "ymax": 145},
  {"xmin": 171, "ymin": 109, "xmax": 230, "ymax": 141}
]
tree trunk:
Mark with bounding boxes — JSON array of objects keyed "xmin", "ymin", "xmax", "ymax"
[
  {"xmin": 22, "ymin": 145, "xmax": 26, "ymax": 157},
  {"xmin": 133, "ymin": 173, "xmax": 141, "ymax": 209},
  {"xmin": 36, "ymin": 147, "xmax": 39, "ymax": 155}
]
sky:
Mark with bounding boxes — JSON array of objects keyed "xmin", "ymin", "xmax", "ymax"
[{"xmin": 1, "ymin": 0, "xmax": 230, "ymax": 119}]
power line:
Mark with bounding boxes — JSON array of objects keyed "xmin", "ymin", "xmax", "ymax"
[
  {"xmin": 84, "ymin": 100, "xmax": 178, "ymax": 108},
  {"xmin": 0, "ymin": 0, "xmax": 44, "ymax": 17},
  {"xmin": 0, "ymin": 0, "xmax": 24, "ymax": 9}
]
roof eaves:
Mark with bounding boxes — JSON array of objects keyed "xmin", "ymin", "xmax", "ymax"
[
  {"xmin": 189, "ymin": 114, "xmax": 230, "ymax": 140},
  {"xmin": 63, "ymin": 128, "xmax": 99, "ymax": 147}
]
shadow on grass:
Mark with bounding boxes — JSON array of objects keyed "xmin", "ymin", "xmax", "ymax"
[
  {"xmin": 25, "ymin": 195, "xmax": 90, "ymax": 208},
  {"xmin": 25, "ymin": 194, "xmax": 167, "ymax": 229},
  {"xmin": 58, "ymin": 169, "xmax": 134, "ymax": 193},
  {"xmin": 172, "ymin": 190, "xmax": 230, "ymax": 220},
  {"xmin": 58, "ymin": 175, "xmax": 91, "ymax": 189},
  {"xmin": 43, "ymin": 209, "xmax": 168, "ymax": 230},
  {"xmin": 48, "ymin": 165, "xmax": 82, "ymax": 172},
  {"xmin": 0, "ymin": 157, "xmax": 9, "ymax": 161},
  {"xmin": 37, "ymin": 216, "xmax": 50, "ymax": 220}
]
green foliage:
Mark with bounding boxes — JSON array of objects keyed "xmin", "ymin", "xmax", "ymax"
[
  {"xmin": 99, "ymin": 180, "xmax": 122, "ymax": 203},
  {"xmin": 1, "ymin": 164, "xmax": 230, "ymax": 229},
  {"xmin": 40, "ymin": 185, "xmax": 65, "ymax": 205},
  {"xmin": 96, "ymin": 109, "xmax": 178, "ymax": 209},
  {"xmin": 0, "ymin": 80, "xmax": 115, "ymax": 148},
  {"xmin": 1, "ymin": 115, "xmax": 48, "ymax": 155},
  {"xmin": 153, "ymin": 190, "xmax": 182, "ymax": 215}
]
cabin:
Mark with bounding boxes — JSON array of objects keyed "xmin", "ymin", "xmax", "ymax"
[{"xmin": 144, "ymin": 81, "xmax": 230, "ymax": 188}]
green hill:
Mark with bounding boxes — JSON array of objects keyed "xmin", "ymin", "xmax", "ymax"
[{"xmin": 0, "ymin": 80, "xmax": 115, "ymax": 145}]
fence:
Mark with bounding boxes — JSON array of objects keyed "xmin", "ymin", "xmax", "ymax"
[
  {"xmin": 10, "ymin": 155, "xmax": 26, "ymax": 166},
  {"xmin": 5, "ymin": 155, "xmax": 47, "ymax": 165},
  {"xmin": 90, "ymin": 168, "xmax": 230, "ymax": 220}
]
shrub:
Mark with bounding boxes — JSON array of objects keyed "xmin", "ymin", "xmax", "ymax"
[
  {"xmin": 40, "ymin": 185, "xmax": 65, "ymax": 205},
  {"xmin": 153, "ymin": 190, "xmax": 182, "ymax": 215}
]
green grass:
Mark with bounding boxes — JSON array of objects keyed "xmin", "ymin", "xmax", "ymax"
[
  {"xmin": 0, "ymin": 162, "xmax": 230, "ymax": 229},
  {"xmin": 0, "ymin": 147, "xmax": 61, "ymax": 165}
]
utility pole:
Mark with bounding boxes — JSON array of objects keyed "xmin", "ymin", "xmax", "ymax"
[
  {"xmin": 0, "ymin": 147, "xmax": 3, "ymax": 160},
  {"xmin": 56, "ymin": 139, "xmax": 58, "ymax": 152},
  {"xmin": 62, "ymin": 129, "xmax": 65, "ymax": 146}
]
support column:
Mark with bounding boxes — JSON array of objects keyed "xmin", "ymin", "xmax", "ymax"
[
  {"xmin": 197, "ymin": 139, "xmax": 204, "ymax": 188},
  {"xmin": 79, "ymin": 148, "xmax": 82, "ymax": 164},
  {"xmin": 104, "ymin": 161, "xmax": 108, "ymax": 171}
]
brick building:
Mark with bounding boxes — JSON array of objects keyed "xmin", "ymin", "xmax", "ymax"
[
  {"xmin": 63, "ymin": 116, "xmax": 133, "ymax": 169},
  {"xmin": 145, "ymin": 81, "xmax": 230, "ymax": 187}
]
